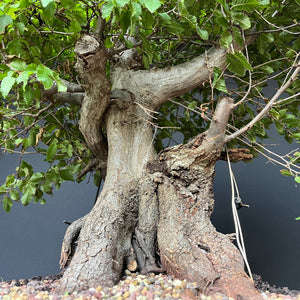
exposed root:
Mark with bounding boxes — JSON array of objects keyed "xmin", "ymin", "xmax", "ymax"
[{"xmin": 59, "ymin": 216, "xmax": 86, "ymax": 269}]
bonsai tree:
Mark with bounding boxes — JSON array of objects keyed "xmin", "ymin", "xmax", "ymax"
[{"xmin": 0, "ymin": 0, "xmax": 299, "ymax": 298}]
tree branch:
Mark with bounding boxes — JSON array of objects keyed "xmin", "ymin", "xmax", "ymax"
[
  {"xmin": 225, "ymin": 59, "xmax": 300, "ymax": 143},
  {"xmin": 134, "ymin": 47, "xmax": 228, "ymax": 108}
]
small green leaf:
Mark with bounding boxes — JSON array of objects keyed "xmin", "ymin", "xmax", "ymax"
[
  {"xmin": 280, "ymin": 169, "xmax": 292, "ymax": 176},
  {"xmin": 295, "ymin": 217, "xmax": 300, "ymax": 221},
  {"xmin": 232, "ymin": 27, "xmax": 243, "ymax": 46},
  {"xmin": 0, "ymin": 15, "xmax": 13, "ymax": 34},
  {"xmin": 30, "ymin": 173, "xmax": 45, "ymax": 182},
  {"xmin": 232, "ymin": 0, "xmax": 264, "ymax": 12},
  {"xmin": 41, "ymin": 0, "xmax": 54, "ymax": 8},
  {"xmin": 53, "ymin": 74, "xmax": 67, "ymax": 92},
  {"xmin": 115, "ymin": 0, "xmax": 130, "ymax": 7},
  {"xmin": 140, "ymin": 0, "xmax": 161, "ymax": 13},
  {"xmin": 42, "ymin": 1, "xmax": 55, "ymax": 19},
  {"xmin": 295, "ymin": 176, "xmax": 300, "ymax": 184},
  {"xmin": 232, "ymin": 12, "xmax": 251, "ymax": 29},
  {"xmin": 220, "ymin": 31, "xmax": 232, "ymax": 49},
  {"xmin": 131, "ymin": 2, "xmax": 142, "ymax": 19},
  {"xmin": 60, "ymin": 167, "xmax": 75, "ymax": 182},
  {"xmin": 10, "ymin": 59, "xmax": 27, "ymax": 71},
  {"xmin": 215, "ymin": 78, "xmax": 228, "ymax": 93},
  {"xmin": 102, "ymin": 0, "xmax": 114, "ymax": 19},
  {"xmin": 1, "ymin": 72, "xmax": 16, "ymax": 98},
  {"xmin": 125, "ymin": 39, "xmax": 134, "ymax": 48},
  {"xmin": 9, "ymin": 189, "xmax": 20, "ymax": 201},
  {"xmin": 5, "ymin": 175, "xmax": 15, "ymax": 187},
  {"xmin": 3, "ymin": 196, "xmax": 13, "ymax": 213},
  {"xmin": 46, "ymin": 139, "xmax": 58, "ymax": 161},
  {"xmin": 36, "ymin": 65, "xmax": 53, "ymax": 89},
  {"xmin": 234, "ymin": 51, "xmax": 253, "ymax": 70},
  {"xmin": 196, "ymin": 27, "xmax": 209, "ymax": 40},
  {"xmin": 20, "ymin": 183, "xmax": 36, "ymax": 206},
  {"xmin": 226, "ymin": 51, "xmax": 252, "ymax": 76}
]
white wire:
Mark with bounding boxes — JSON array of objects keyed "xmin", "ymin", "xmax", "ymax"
[{"xmin": 226, "ymin": 148, "xmax": 253, "ymax": 280}]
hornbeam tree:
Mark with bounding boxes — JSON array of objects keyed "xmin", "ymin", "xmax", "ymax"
[{"xmin": 0, "ymin": 0, "xmax": 299, "ymax": 298}]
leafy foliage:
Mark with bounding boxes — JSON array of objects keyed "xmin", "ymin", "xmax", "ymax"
[{"xmin": 0, "ymin": 0, "xmax": 299, "ymax": 211}]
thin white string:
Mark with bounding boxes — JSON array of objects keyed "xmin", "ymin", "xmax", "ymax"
[{"xmin": 226, "ymin": 148, "xmax": 253, "ymax": 280}]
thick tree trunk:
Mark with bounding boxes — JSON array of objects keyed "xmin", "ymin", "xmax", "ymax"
[
  {"xmin": 59, "ymin": 37, "xmax": 261, "ymax": 298},
  {"xmin": 59, "ymin": 95, "xmax": 261, "ymax": 298},
  {"xmin": 59, "ymin": 97, "xmax": 157, "ymax": 292}
]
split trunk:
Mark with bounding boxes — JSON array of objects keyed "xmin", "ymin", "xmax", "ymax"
[{"xmin": 59, "ymin": 36, "xmax": 261, "ymax": 299}]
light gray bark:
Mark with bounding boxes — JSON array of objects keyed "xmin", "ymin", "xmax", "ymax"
[{"xmin": 59, "ymin": 38, "xmax": 262, "ymax": 299}]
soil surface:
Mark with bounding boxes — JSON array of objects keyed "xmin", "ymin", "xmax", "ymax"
[{"xmin": 0, "ymin": 272, "xmax": 299, "ymax": 299}]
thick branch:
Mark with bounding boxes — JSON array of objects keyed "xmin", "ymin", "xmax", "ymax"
[
  {"xmin": 207, "ymin": 97, "xmax": 234, "ymax": 142},
  {"xmin": 54, "ymin": 92, "xmax": 84, "ymax": 105},
  {"xmin": 226, "ymin": 61, "xmax": 300, "ymax": 142},
  {"xmin": 128, "ymin": 47, "xmax": 227, "ymax": 108},
  {"xmin": 75, "ymin": 35, "xmax": 111, "ymax": 169},
  {"xmin": 42, "ymin": 79, "xmax": 84, "ymax": 100},
  {"xmin": 112, "ymin": 34, "xmax": 257, "ymax": 110}
]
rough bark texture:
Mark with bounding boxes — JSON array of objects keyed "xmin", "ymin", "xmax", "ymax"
[
  {"xmin": 75, "ymin": 35, "xmax": 110, "ymax": 175},
  {"xmin": 59, "ymin": 39, "xmax": 262, "ymax": 299}
]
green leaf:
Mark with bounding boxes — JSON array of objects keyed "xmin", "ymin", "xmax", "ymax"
[
  {"xmin": 30, "ymin": 173, "xmax": 45, "ymax": 182},
  {"xmin": 46, "ymin": 139, "xmax": 58, "ymax": 161},
  {"xmin": 3, "ymin": 196, "xmax": 13, "ymax": 213},
  {"xmin": 215, "ymin": 78, "xmax": 228, "ymax": 93},
  {"xmin": 36, "ymin": 65, "xmax": 53, "ymax": 89},
  {"xmin": 295, "ymin": 176, "xmax": 300, "ymax": 184},
  {"xmin": 53, "ymin": 74, "xmax": 67, "ymax": 92},
  {"xmin": 220, "ymin": 31, "xmax": 232, "ymax": 49},
  {"xmin": 232, "ymin": 12, "xmax": 251, "ymax": 29},
  {"xmin": 1, "ymin": 72, "xmax": 16, "ymax": 98},
  {"xmin": 226, "ymin": 51, "xmax": 252, "ymax": 76},
  {"xmin": 43, "ymin": 1, "xmax": 55, "ymax": 19},
  {"xmin": 41, "ymin": 0, "xmax": 54, "ymax": 8},
  {"xmin": 115, "ymin": 0, "xmax": 130, "ymax": 7},
  {"xmin": 196, "ymin": 27, "xmax": 209, "ymax": 40},
  {"xmin": 23, "ymin": 86, "xmax": 35, "ymax": 105},
  {"xmin": 60, "ymin": 167, "xmax": 75, "ymax": 182},
  {"xmin": 280, "ymin": 169, "xmax": 292, "ymax": 176},
  {"xmin": 295, "ymin": 217, "xmax": 300, "ymax": 221},
  {"xmin": 0, "ymin": 15, "xmax": 13, "ymax": 34},
  {"xmin": 20, "ymin": 183, "xmax": 36, "ymax": 206},
  {"xmin": 234, "ymin": 51, "xmax": 252, "ymax": 70},
  {"xmin": 131, "ymin": 2, "xmax": 142, "ymax": 19},
  {"xmin": 20, "ymin": 189, "xmax": 32, "ymax": 206},
  {"xmin": 10, "ymin": 59, "xmax": 27, "ymax": 71},
  {"xmin": 292, "ymin": 133, "xmax": 300, "ymax": 140},
  {"xmin": 232, "ymin": 0, "xmax": 264, "ymax": 12},
  {"xmin": 232, "ymin": 27, "xmax": 243, "ymax": 46},
  {"xmin": 140, "ymin": 0, "xmax": 161, "ymax": 13},
  {"xmin": 102, "ymin": 0, "xmax": 114, "ymax": 19},
  {"xmin": 9, "ymin": 189, "xmax": 20, "ymax": 201},
  {"xmin": 6, "ymin": 174, "xmax": 15, "ymax": 187}
]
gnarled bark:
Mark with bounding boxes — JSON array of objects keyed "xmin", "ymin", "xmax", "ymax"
[{"xmin": 59, "ymin": 41, "xmax": 262, "ymax": 299}]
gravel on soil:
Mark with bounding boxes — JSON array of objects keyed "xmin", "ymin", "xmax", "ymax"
[{"xmin": 0, "ymin": 273, "xmax": 299, "ymax": 300}]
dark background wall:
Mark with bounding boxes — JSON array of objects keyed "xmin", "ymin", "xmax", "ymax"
[{"xmin": 0, "ymin": 131, "xmax": 299, "ymax": 289}]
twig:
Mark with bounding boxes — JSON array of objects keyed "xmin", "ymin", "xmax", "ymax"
[{"xmin": 226, "ymin": 59, "xmax": 300, "ymax": 142}]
